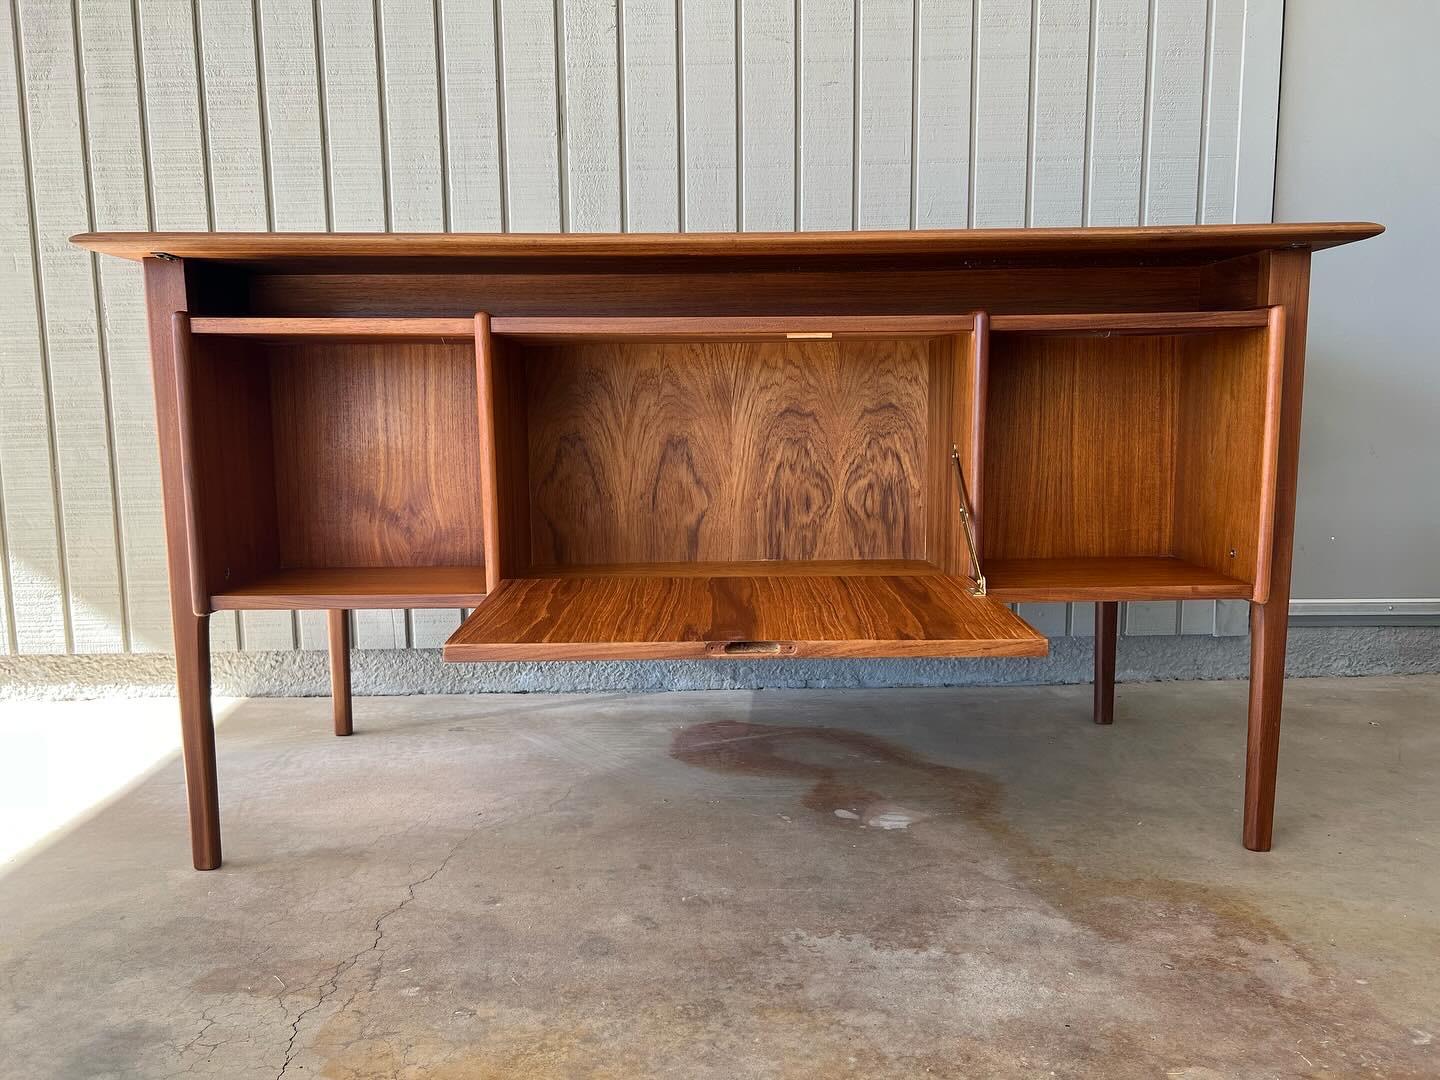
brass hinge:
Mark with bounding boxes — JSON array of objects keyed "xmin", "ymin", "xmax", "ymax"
[{"xmin": 950, "ymin": 445, "xmax": 987, "ymax": 597}]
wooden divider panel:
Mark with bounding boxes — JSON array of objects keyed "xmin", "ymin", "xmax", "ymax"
[
  {"xmin": 185, "ymin": 333, "xmax": 281, "ymax": 600},
  {"xmin": 1172, "ymin": 314, "xmax": 1284, "ymax": 596},
  {"xmin": 924, "ymin": 324, "xmax": 983, "ymax": 576}
]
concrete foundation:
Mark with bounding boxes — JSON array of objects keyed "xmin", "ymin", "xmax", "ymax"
[{"xmin": 1, "ymin": 624, "xmax": 1437, "ymax": 701}]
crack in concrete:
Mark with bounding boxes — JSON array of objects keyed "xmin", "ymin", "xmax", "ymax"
[
  {"xmin": 159, "ymin": 1007, "xmax": 226, "ymax": 1078},
  {"xmin": 273, "ymin": 827, "xmax": 478, "ymax": 1080},
  {"xmin": 176, "ymin": 1008, "xmax": 216, "ymax": 1059},
  {"xmin": 165, "ymin": 1003, "xmax": 272, "ymax": 1079}
]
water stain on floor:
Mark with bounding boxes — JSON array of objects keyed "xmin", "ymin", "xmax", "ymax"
[{"xmin": 668, "ymin": 718, "xmax": 1436, "ymax": 1078}]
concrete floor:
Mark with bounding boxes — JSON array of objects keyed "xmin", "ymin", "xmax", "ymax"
[{"xmin": 1, "ymin": 678, "xmax": 1437, "ymax": 1078}]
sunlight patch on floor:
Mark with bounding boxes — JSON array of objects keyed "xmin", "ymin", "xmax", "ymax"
[{"xmin": 0, "ymin": 697, "xmax": 240, "ymax": 866}]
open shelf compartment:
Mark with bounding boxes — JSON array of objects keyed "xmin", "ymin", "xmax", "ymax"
[
  {"xmin": 977, "ymin": 309, "xmax": 1284, "ymax": 603},
  {"xmin": 211, "ymin": 567, "xmax": 488, "ymax": 610},
  {"xmin": 984, "ymin": 556, "xmax": 1255, "ymax": 601},
  {"xmin": 447, "ymin": 314, "xmax": 1045, "ymax": 660},
  {"xmin": 175, "ymin": 316, "xmax": 488, "ymax": 611}
]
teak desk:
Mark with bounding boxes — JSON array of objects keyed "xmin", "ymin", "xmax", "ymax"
[{"xmin": 73, "ymin": 224, "xmax": 1382, "ymax": 870}]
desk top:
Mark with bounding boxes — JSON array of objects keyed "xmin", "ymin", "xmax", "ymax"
[{"xmin": 72, "ymin": 222, "xmax": 1383, "ymax": 266}]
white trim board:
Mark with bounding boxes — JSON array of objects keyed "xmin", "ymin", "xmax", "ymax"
[
  {"xmin": 1233, "ymin": 0, "xmax": 1283, "ymax": 221},
  {"xmin": 1290, "ymin": 599, "xmax": 1440, "ymax": 625}
]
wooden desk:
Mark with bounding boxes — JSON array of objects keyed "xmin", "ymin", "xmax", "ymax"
[{"xmin": 73, "ymin": 224, "xmax": 1382, "ymax": 869}]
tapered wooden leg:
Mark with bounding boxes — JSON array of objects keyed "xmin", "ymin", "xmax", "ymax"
[
  {"xmin": 176, "ymin": 611, "xmax": 221, "ymax": 870},
  {"xmin": 1244, "ymin": 600, "xmax": 1288, "ymax": 850},
  {"xmin": 1093, "ymin": 601, "xmax": 1117, "ymax": 725},
  {"xmin": 1242, "ymin": 250, "xmax": 1311, "ymax": 851},
  {"xmin": 328, "ymin": 610, "xmax": 353, "ymax": 736}
]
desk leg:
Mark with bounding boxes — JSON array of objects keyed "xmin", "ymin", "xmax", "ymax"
[
  {"xmin": 1093, "ymin": 602, "xmax": 1117, "ymax": 725},
  {"xmin": 1244, "ymin": 247, "xmax": 1309, "ymax": 851},
  {"xmin": 329, "ymin": 610, "xmax": 353, "ymax": 736},
  {"xmin": 1244, "ymin": 600, "xmax": 1287, "ymax": 850},
  {"xmin": 176, "ymin": 611, "xmax": 221, "ymax": 870}
]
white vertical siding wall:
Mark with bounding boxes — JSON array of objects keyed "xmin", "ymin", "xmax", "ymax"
[{"xmin": 0, "ymin": 0, "xmax": 1281, "ymax": 656}]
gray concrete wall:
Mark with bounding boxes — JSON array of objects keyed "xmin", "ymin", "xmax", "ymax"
[{"xmin": 1276, "ymin": 0, "xmax": 1440, "ymax": 609}]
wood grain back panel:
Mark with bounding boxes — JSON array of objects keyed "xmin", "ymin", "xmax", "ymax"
[
  {"xmin": 523, "ymin": 338, "xmax": 932, "ymax": 565},
  {"xmin": 443, "ymin": 573, "xmax": 1048, "ymax": 660},
  {"xmin": 269, "ymin": 342, "xmax": 486, "ymax": 568},
  {"xmin": 981, "ymin": 334, "xmax": 1179, "ymax": 560},
  {"xmin": 241, "ymin": 264, "xmax": 1259, "ymax": 320}
]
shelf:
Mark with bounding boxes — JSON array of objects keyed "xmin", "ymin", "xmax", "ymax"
[
  {"xmin": 488, "ymin": 312, "xmax": 1272, "ymax": 344},
  {"xmin": 212, "ymin": 567, "xmax": 488, "ymax": 610},
  {"xmin": 444, "ymin": 573, "xmax": 1047, "ymax": 661},
  {"xmin": 985, "ymin": 557, "xmax": 1254, "ymax": 602},
  {"xmin": 489, "ymin": 315, "xmax": 978, "ymax": 343},
  {"xmin": 189, "ymin": 317, "xmax": 476, "ymax": 342},
  {"xmin": 989, "ymin": 310, "xmax": 1271, "ymax": 335}
]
